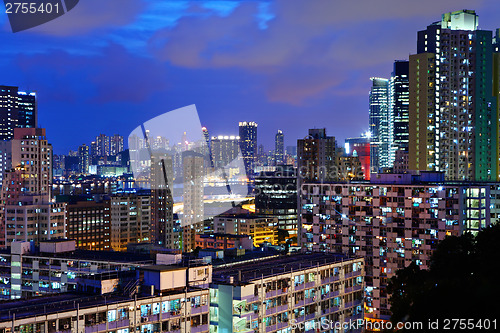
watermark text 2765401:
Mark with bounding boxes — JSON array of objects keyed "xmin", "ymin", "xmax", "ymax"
[{"xmin": 5, "ymin": 2, "xmax": 60, "ymax": 14}]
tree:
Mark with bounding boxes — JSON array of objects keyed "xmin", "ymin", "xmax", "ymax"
[{"xmin": 387, "ymin": 224, "xmax": 500, "ymax": 327}]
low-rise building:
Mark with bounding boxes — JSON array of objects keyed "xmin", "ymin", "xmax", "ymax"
[
  {"xmin": 213, "ymin": 213, "xmax": 278, "ymax": 247},
  {"xmin": 210, "ymin": 253, "xmax": 364, "ymax": 333},
  {"xmin": 0, "ymin": 240, "xmax": 153, "ymax": 299}
]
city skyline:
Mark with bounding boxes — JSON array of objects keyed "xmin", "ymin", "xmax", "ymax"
[{"xmin": 1, "ymin": 1, "xmax": 500, "ymax": 154}]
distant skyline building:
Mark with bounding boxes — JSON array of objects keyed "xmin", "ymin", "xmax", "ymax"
[
  {"xmin": 389, "ymin": 60, "xmax": 410, "ymax": 163},
  {"xmin": 210, "ymin": 135, "xmax": 240, "ymax": 169},
  {"xmin": 0, "ymin": 85, "xmax": 37, "ymax": 141},
  {"xmin": 369, "ymin": 77, "xmax": 390, "ymax": 173},
  {"xmin": 109, "ymin": 134, "xmax": 124, "ymax": 156},
  {"xmin": 182, "ymin": 151, "xmax": 205, "ymax": 253},
  {"xmin": 150, "ymin": 154, "xmax": 175, "ymax": 249},
  {"xmin": 409, "ymin": 10, "xmax": 499, "ymax": 181},
  {"xmin": 274, "ymin": 129, "xmax": 284, "ymax": 165},
  {"xmin": 297, "ymin": 128, "xmax": 339, "ymax": 184},
  {"xmin": 345, "ymin": 136, "xmax": 371, "ymax": 180},
  {"xmin": 239, "ymin": 121, "xmax": 257, "ymax": 175},
  {"xmin": 78, "ymin": 144, "xmax": 90, "ymax": 174}
]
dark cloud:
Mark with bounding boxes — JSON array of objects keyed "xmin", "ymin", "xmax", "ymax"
[{"xmin": 24, "ymin": 0, "xmax": 147, "ymax": 36}]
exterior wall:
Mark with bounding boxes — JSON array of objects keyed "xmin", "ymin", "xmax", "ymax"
[
  {"xmin": 210, "ymin": 258, "xmax": 364, "ymax": 333},
  {"xmin": 213, "ymin": 215, "xmax": 278, "ymax": 246},
  {"xmin": 0, "ymin": 253, "xmax": 150, "ymax": 299},
  {"xmin": 110, "ymin": 195, "xmax": 151, "ymax": 251},
  {"xmin": 3, "ymin": 201, "xmax": 66, "ymax": 247},
  {"xmin": 299, "ymin": 182, "xmax": 490, "ymax": 319},
  {"xmin": 66, "ymin": 200, "xmax": 111, "ymax": 251},
  {"xmin": 409, "ymin": 53, "xmax": 436, "ymax": 172},
  {"xmin": 0, "ymin": 289, "xmax": 209, "ymax": 333}
]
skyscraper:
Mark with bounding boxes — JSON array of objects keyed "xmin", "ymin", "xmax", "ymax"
[
  {"xmin": 78, "ymin": 144, "xmax": 90, "ymax": 174},
  {"xmin": 409, "ymin": 10, "xmax": 498, "ymax": 181},
  {"xmin": 109, "ymin": 134, "xmax": 124, "ymax": 156},
  {"xmin": 210, "ymin": 135, "xmax": 240, "ymax": 169},
  {"xmin": 389, "ymin": 60, "xmax": 410, "ymax": 163},
  {"xmin": 369, "ymin": 78, "xmax": 390, "ymax": 173},
  {"xmin": 0, "ymin": 85, "xmax": 37, "ymax": 140},
  {"xmin": 150, "ymin": 154, "xmax": 175, "ymax": 248},
  {"xmin": 274, "ymin": 129, "xmax": 284, "ymax": 165},
  {"xmin": 297, "ymin": 128, "xmax": 339, "ymax": 184},
  {"xmin": 95, "ymin": 134, "xmax": 110, "ymax": 157},
  {"xmin": 182, "ymin": 151, "xmax": 205, "ymax": 252},
  {"xmin": 238, "ymin": 121, "xmax": 257, "ymax": 175}
]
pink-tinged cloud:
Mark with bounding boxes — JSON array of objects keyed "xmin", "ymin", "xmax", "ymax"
[
  {"xmin": 25, "ymin": 0, "xmax": 146, "ymax": 36},
  {"xmin": 147, "ymin": 0, "xmax": 481, "ymax": 105}
]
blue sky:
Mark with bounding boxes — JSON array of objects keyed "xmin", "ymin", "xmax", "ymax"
[{"xmin": 1, "ymin": 0, "xmax": 499, "ymax": 154}]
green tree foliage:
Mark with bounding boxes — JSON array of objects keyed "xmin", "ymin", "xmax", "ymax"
[{"xmin": 387, "ymin": 224, "xmax": 500, "ymax": 325}]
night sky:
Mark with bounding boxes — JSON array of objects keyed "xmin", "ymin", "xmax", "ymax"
[{"xmin": 1, "ymin": 0, "xmax": 499, "ymax": 154}]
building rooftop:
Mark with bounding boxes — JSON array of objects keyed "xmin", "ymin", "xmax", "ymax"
[
  {"xmin": 0, "ymin": 286, "xmax": 206, "ymax": 322},
  {"xmin": 0, "ymin": 248, "xmax": 154, "ymax": 264},
  {"xmin": 212, "ymin": 252, "xmax": 358, "ymax": 283}
]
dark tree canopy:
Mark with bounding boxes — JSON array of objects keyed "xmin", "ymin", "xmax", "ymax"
[{"xmin": 387, "ymin": 224, "xmax": 500, "ymax": 326}]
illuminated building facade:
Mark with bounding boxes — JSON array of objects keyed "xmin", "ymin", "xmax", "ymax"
[
  {"xmin": 299, "ymin": 172, "xmax": 491, "ymax": 319},
  {"xmin": 239, "ymin": 121, "xmax": 258, "ymax": 175},
  {"xmin": 275, "ymin": 129, "xmax": 284, "ymax": 165},
  {"xmin": 0, "ymin": 85, "xmax": 37, "ymax": 141},
  {"xmin": 110, "ymin": 193, "xmax": 151, "ymax": 251},
  {"xmin": 345, "ymin": 136, "xmax": 371, "ymax": 180},
  {"xmin": 369, "ymin": 78, "xmax": 390, "ymax": 173},
  {"xmin": 210, "ymin": 253, "xmax": 364, "ymax": 333},
  {"xmin": 409, "ymin": 10, "xmax": 498, "ymax": 181}
]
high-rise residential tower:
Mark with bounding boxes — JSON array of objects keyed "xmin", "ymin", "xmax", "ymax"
[
  {"xmin": 369, "ymin": 78, "xmax": 390, "ymax": 173},
  {"xmin": 409, "ymin": 10, "xmax": 499, "ymax": 181},
  {"xmin": 78, "ymin": 144, "xmax": 90, "ymax": 174},
  {"xmin": 274, "ymin": 129, "xmax": 284, "ymax": 165},
  {"xmin": 0, "ymin": 85, "xmax": 37, "ymax": 140},
  {"xmin": 238, "ymin": 121, "xmax": 257, "ymax": 175},
  {"xmin": 389, "ymin": 61, "xmax": 410, "ymax": 163}
]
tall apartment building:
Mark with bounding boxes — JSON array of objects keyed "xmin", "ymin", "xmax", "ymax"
[
  {"xmin": 182, "ymin": 151, "xmax": 205, "ymax": 252},
  {"xmin": 239, "ymin": 122, "xmax": 257, "ymax": 175},
  {"xmin": 95, "ymin": 134, "xmax": 110, "ymax": 157},
  {"xmin": 78, "ymin": 144, "xmax": 90, "ymax": 174},
  {"xmin": 110, "ymin": 193, "xmax": 151, "ymax": 251},
  {"xmin": 275, "ymin": 129, "xmax": 284, "ymax": 165},
  {"xmin": 65, "ymin": 198, "xmax": 111, "ymax": 251},
  {"xmin": 110, "ymin": 134, "xmax": 124, "ymax": 156},
  {"xmin": 299, "ymin": 172, "xmax": 491, "ymax": 319},
  {"xmin": 210, "ymin": 253, "xmax": 364, "ymax": 333},
  {"xmin": 0, "ymin": 85, "xmax": 37, "ymax": 141},
  {"xmin": 297, "ymin": 128, "xmax": 339, "ymax": 184},
  {"xmin": 409, "ymin": 10, "xmax": 499, "ymax": 181},
  {"xmin": 389, "ymin": 61, "xmax": 410, "ymax": 163},
  {"xmin": 150, "ymin": 154, "xmax": 175, "ymax": 249},
  {"xmin": 7, "ymin": 128, "xmax": 52, "ymax": 195},
  {"xmin": 255, "ymin": 166, "xmax": 298, "ymax": 238},
  {"xmin": 369, "ymin": 78, "xmax": 390, "ymax": 172},
  {"xmin": 0, "ymin": 128, "xmax": 63, "ymax": 248},
  {"xmin": 210, "ymin": 135, "xmax": 240, "ymax": 169}
]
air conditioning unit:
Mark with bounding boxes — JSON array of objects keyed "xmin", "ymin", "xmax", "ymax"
[{"xmin": 63, "ymin": 324, "xmax": 69, "ymax": 330}]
